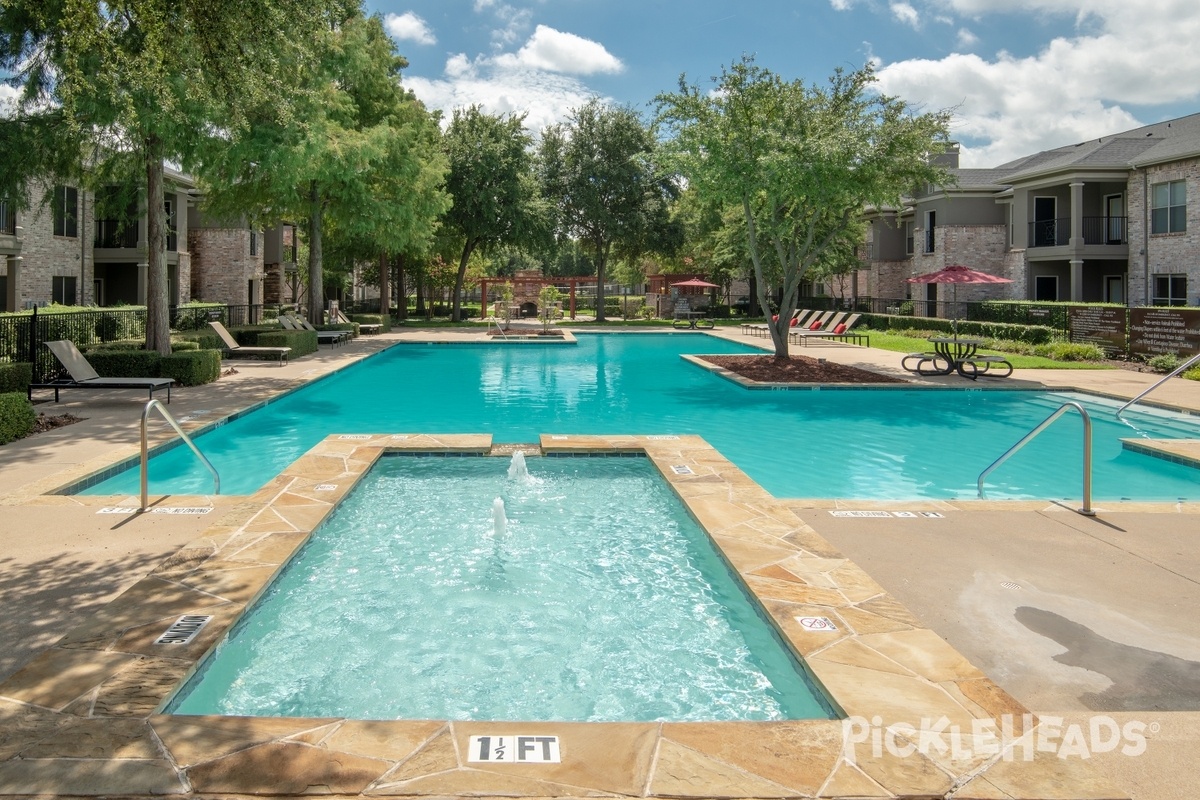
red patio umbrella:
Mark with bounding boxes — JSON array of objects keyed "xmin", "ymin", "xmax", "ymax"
[{"xmin": 907, "ymin": 265, "xmax": 1012, "ymax": 336}]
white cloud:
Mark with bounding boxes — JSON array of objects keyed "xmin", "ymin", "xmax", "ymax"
[
  {"xmin": 876, "ymin": 0, "xmax": 1200, "ymax": 166},
  {"xmin": 407, "ymin": 56, "xmax": 603, "ymax": 134},
  {"xmin": 830, "ymin": 0, "xmax": 854, "ymax": 9},
  {"xmin": 384, "ymin": 12, "xmax": 436, "ymax": 46},
  {"xmin": 495, "ymin": 25, "xmax": 623, "ymax": 75},
  {"xmin": 956, "ymin": 27, "xmax": 979, "ymax": 48},
  {"xmin": 890, "ymin": 2, "xmax": 920, "ymax": 28}
]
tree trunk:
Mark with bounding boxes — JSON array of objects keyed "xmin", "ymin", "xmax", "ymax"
[
  {"xmin": 414, "ymin": 268, "xmax": 426, "ymax": 315},
  {"xmin": 452, "ymin": 238, "xmax": 477, "ymax": 322},
  {"xmin": 378, "ymin": 251, "xmax": 390, "ymax": 319},
  {"xmin": 593, "ymin": 240, "xmax": 609, "ymax": 322},
  {"xmin": 307, "ymin": 181, "xmax": 323, "ymax": 324},
  {"xmin": 395, "ymin": 255, "xmax": 408, "ymax": 321},
  {"xmin": 144, "ymin": 136, "xmax": 171, "ymax": 355}
]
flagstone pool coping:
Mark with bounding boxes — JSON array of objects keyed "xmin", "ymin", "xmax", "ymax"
[{"xmin": 0, "ymin": 433, "xmax": 1123, "ymax": 799}]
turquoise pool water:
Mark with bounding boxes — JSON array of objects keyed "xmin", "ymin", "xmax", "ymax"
[
  {"xmin": 166, "ymin": 455, "xmax": 836, "ymax": 721},
  {"xmin": 84, "ymin": 333, "xmax": 1200, "ymax": 501}
]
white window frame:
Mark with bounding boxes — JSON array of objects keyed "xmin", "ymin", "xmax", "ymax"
[{"xmin": 1150, "ymin": 180, "xmax": 1186, "ymax": 234}]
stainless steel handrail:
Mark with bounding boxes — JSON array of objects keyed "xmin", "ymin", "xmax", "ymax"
[
  {"xmin": 978, "ymin": 401, "xmax": 1094, "ymax": 516},
  {"xmin": 1116, "ymin": 352, "xmax": 1200, "ymax": 420},
  {"xmin": 485, "ymin": 316, "xmax": 508, "ymax": 340},
  {"xmin": 141, "ymin": 399, "xmax": 220, "ymax": 511}
]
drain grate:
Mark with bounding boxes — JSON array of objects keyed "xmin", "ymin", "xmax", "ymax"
[{"xmin": 1001, "ymin": 581, "xmax": 1021, "ymax": 590}]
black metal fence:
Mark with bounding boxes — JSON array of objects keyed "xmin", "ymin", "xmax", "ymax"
[{"xmin": 1, "ymin": 304, "xmax": 283, "ymax": 384}]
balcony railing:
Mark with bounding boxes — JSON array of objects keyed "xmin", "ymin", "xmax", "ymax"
[
  {"xmin": 95, "ymin": 220, "xmax": 138, "ymax": 249},
  {"xmin": 1029, "ymin": 216, "xmax": 1128, "ymax": 247},
  {"xmin": 0, "ymin": 202, "xmax": 14, "ymax": 235}
]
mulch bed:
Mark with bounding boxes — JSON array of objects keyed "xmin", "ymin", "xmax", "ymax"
[
  {"xmin": 486, "ymin": 329, "xmax": 565, "ymax": 337},
  {"xmin": 701, "ymin": 354, "xmax": 906, "ymax": 385},
  {"xmin": 31, "ymin": 412, "xmax": 85, "ymax": 435}
]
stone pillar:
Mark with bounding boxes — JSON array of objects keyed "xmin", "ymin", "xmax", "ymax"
[
  {"xmin": 1069, "ymin": 182, "xmax": 1085, "ymax": 248},
  {"xmin": 1070, "ymin": 259, "xmax": 1084, "ymax": 301}
]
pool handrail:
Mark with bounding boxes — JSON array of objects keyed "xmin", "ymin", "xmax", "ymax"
[
  {"xmin": 977, "ymin": 400, "xmax": 1094, "ymax": 516},
  {"xmin": 141, "ymin": 399, "xmax": 220, "ymax": 511},
  {"xmin": 1115, "ymin": 352, "xmax": 1200, "ymax": 420}
]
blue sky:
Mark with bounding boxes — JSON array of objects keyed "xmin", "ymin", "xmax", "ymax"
[{"xmin": 366, "ymin": 0, "xmax": 1200, "ymax": 168}]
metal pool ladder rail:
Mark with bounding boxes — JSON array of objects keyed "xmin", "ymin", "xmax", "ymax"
[
  {"xmin": 978, "ymin": 401, "xmax": 1095, "ymax": 516},
  {"xmin": 1115, "ymin": 352, "xmax": 1200, "ymax": 420},
  {"xmin": 141, "ymin": 399, "xmax": 220, "ymax": 511}
]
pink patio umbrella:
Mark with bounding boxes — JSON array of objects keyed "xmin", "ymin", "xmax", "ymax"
[
  {"xmin": 907, "ymin": 265, "xmax": 1012, "ymax": 337},
  {"xmin": 669, "ymin": 278, "xmax": 721, "ymax": 289}
]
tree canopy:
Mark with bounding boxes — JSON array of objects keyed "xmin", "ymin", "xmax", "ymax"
[
  {"xmin": 443, "ymin": 106, "xmax": 547, "ymax": 321},
  {"xmin": 539, "ymin": 100, "xmax": 680, "ymax": 321},
  {"xmin": 1, "ymin": 0, "xmax": 355, "ymax": 351},
  {"xmin": 656, "ymin": 57, "xmax": 952, "ymax": 355}
]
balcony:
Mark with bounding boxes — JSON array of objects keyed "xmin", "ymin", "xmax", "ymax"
[
  {"xmin": 0, "ymin": 203, "xmax": 14, "ymax": 236},
  {"xmin": 1029, "ymin": 217, "xmax": 1127, "ymax": 248},
  {"xmin": 95, "ymin": 220, "xmax": 138, "ymax": 249}
]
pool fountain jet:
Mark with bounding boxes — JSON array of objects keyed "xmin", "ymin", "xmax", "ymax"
[
  {"xmin": 492, "ymin": 497, "xmax": 507, "ymax": 537},
  {"xmin": 508, "ymin": 450, "xmax": 529, "ymax": 480}
]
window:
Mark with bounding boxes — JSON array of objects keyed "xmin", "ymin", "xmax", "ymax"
[
  {"xmin": 1034, "ymin": 275, "xmax": 1058, "ymax": 302},
  {"xmin": 53, "ymin": 186, "xmax": 78, "ymax": 238},
  {"xmin": 1152, "ymin": 274, "xmax": 1187, "ymax": 306},
  {"xmin": 904, "ymin": 221, "xmax": 914, "ymax": 255},
  {"xmin": 924, "ymin": 211, "xmax": 936, "ymax": 253},
  {"xmin": 249, "ymin": 229, "xmax": 257, "ymax": 256},
  {"xmin": 0, "ymin": 199, "xmax": 14, "ymax": 235},
  {"xmin": 52, "ymin": 276, "xmax": 77, "ymax": 305},
  {"xmin": 165, "ymin": 200, "xmax": 178, "ymax": 251},
  {"xmin": 1151, "ymin": 180, "xmax": 1186, "ymax": 234}
]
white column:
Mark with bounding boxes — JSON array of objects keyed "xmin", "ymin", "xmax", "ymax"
[
  {"xmin": 1070, "ymin": 259, "xmax": 1084, "ymax": 301},
  {"xmin": 137, "ymin": 261, "xmax": 148, "ymax": 305},
  {"xmin": 1069, "ymin": 182, "xmax": 1085, "ymax": 248}
]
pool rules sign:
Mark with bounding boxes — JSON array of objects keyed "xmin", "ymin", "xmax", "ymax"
[{"xmin": 468, "ymin": 735, "xmax": 561, "ymax": 763}]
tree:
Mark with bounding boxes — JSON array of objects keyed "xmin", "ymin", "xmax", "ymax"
[
  {"xmin": 1, "ymin": 0, "xmax": 353, "ymax": 353},
  {"xmin": 656, "ymin": 57, "xmax": 951, "ymax": 356},
  {"xmin": 443, "ymin": 106, "xmax": 546, "ymax": 322},
  {"xmin": 196, "ymin": 11, "xmax": 449, "ymax": 324},
  {"xmin": 539, "ymin": 100, "xmax": 680, "ymax": 321}
]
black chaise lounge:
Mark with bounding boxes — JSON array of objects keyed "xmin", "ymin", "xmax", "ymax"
[
  {"xmin": 208, "ymin": 321, "xmax": 291, "ymax": 364},
  {"xmin": 30, "ymin": 340, "xmax": 173, "ymax": 403}
]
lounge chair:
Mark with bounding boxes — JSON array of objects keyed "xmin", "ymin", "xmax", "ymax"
[
  {"xmin": 30, "ymin": 340, "xmax": 173, "ymax": 403},
  {"xmin": 282, "ymin": 315, "xmax": 351, "ymax": 347},
  {"xmin": 788, "ymin": 311, "xmax": 848, "ymax": 345},
  {"xmin": 208, "ymin": 321, "xmax": 291, "ymax": 365},
  {"xmin": 333, "ymin": 308, "xmax": 380, "ymax": 335},
  {"xmin": 742, "ymin": 309, "xmax": 814, "ymax": 338},
  {"xmin": 791, "ymin": 313, "xmax": 869, "ymax": 347}
]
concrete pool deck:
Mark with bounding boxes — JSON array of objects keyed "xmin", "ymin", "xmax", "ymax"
[{"xmin": 0, "ymin": 326, "xmax": 1196, "ymax": 798}]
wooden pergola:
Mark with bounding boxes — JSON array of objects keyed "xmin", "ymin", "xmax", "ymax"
[{"xmin": 478, "ymin": 277, "xmax": 597, "ymax": 320}]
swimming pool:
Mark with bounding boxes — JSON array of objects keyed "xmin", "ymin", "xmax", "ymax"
[
  {"xmin": 83, "ymin": 333, "xmax": 1200, "ymax": 501},
  {"xmin": 165, "ymin": 454, "xmax": 836, "ymax": 721}
]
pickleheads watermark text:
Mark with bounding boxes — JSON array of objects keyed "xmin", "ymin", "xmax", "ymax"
[{"xmin": 842, "ymin": 714, "xmax": 1154, "ymax": 764}]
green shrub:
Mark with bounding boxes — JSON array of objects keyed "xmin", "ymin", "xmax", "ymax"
[
  {"xmin": 1147, "ymin": 353, "xmax": 1181, "ymax": 374},
  {"xmin": 82, "ymin": 339, "xmax": 144, "ymax": 352},
  {"xmin": 171, "ymin": 340, "xmax": 201, "ymax": 352},
  {"xmin": 160, "ymin": 350, "xmax": 221, "ymax": 386},
  {"xmin": 1183, "ymin": 367, "xmax": 1200, "ymax": 381},
  {"xmin": 83, "ymin": 350, "xmax": 162, "ymax": 377},
  {"xmin": 0, "ymin": 392, "xmax": 36, "ymax": 445},
  {"xmin": 0, "ymin": 363, "xmax": 33, "ymax": 394},
  {"xmin": 348, "ymin": 314, "xmax": 390, "ymax": 333},
  {"xmin": 1031, "ymin": 342, "xmax": 1106, "ymax": 362},
  {"xmin": 898, "ymin": 301, "xmax": 915, "ymax": 316},
  {"xmin": 258, "ymin": 329, "xmax": 317, "ymax": 358},
  {"xmin": 860, "ymin": 313, "xmax": 1055, "ymax": 345}
]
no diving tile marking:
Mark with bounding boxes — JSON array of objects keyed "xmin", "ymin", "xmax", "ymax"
[
  {"xmin": 647, "ymin": 435, "xmax": 679, "ymax": 440},
  {"xmin": 315, "ymin": 484, "xmax": 338, "ymax": 491},
  {"xmin": 97, "ymin": 507, "xmax": 212, "ymax": 515},
  {"xmin": 338, "ymin": 434, "xmax": 372, "ymax": 440},
  {"xmin": 468, "ymin": 735, "xmax": 560, "ymax": 763},
  {"xmin": 671, "ymin": 465, "xmax": 694, "ymax": 475},
  {"xmin": 829, "ymin": 510, "xmax": 893, "ymax": 518},
  {"xmin": 795, "ymin": 616, "xmax": 838, "ymax": 632},
  {"xmin": 154, "ymin": 614, "xmax": 212, "ymax": 645}
]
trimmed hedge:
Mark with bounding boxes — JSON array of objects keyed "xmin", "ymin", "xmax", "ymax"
[
  {"xmin": 349, "ymin": 314, "xmax": 390, "ymax": 333},
  {"xmin": 860, "ymin": 313, "xmax": 1056, "ymax": 345},
  {"xmin": 81, "ymin": 350, "xmax": 162, "ymax": 377},
  {"xmin": 258, "ymin": 329, "xmax": 317, "ymax": 357},
  {"xmin": 161, "ymin": 350, "xmax": 221, "ymax": 386},
  {"xmin": 0, "ymin": 392, "xmax": 36, "ymax": 445},
  {"xmin": 171, "ymin": 340, "xmax": 201, "ymax": 352},
  {"xmin": 0, "ymin": 362, "xmax": 32, "ymax": 394}
]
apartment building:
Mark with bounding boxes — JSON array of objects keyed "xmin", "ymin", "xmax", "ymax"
[
  {"xmin": 862, "ymin": 113, "xmax": 1200, "ymax": 309},
  {"xmin": 1, "ymin": 169, "xmax": 284, "ymax": 313}
]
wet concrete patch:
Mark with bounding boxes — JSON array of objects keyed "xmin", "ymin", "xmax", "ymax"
[{"xmin": 1016, "ymin": 606, "xmax": 1200, "ymax": 712}]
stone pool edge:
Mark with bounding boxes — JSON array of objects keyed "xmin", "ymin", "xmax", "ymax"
[{"xmin": 0, "ymin": 433, "xmax": 1123, "ymax": 799}]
